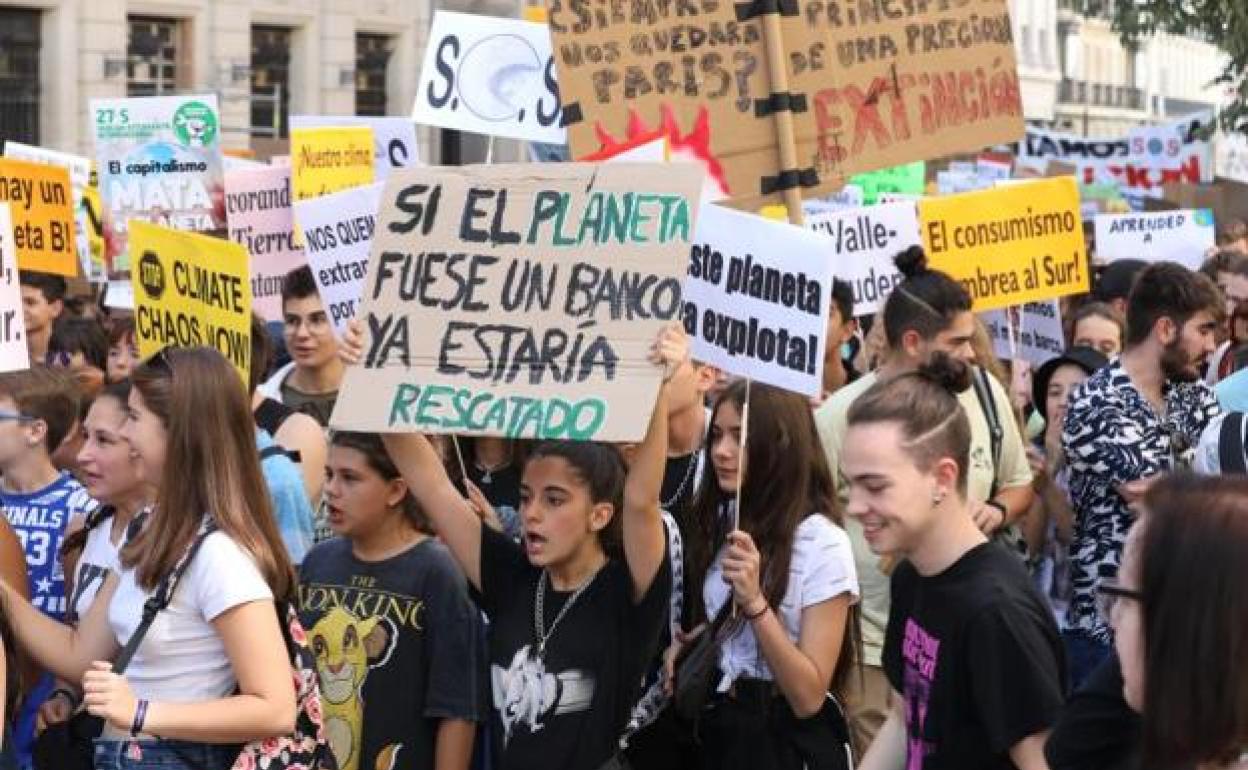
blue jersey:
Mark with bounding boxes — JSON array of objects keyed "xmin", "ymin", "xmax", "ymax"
[{"xmin": 2, "ymin": 472, "xmax": 98, "ymax": 621}]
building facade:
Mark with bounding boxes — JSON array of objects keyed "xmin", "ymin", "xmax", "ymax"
[{"xmin": 1009, "ymin": 0, "xmax": 1062, "ymax": 124}]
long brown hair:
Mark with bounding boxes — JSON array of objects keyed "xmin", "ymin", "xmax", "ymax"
[
  {"xmin": 686, "ymin": 380, "xmax": 857, "ymax": 690},
  {"xmin": 121, "ymin": 347, "xmax": 295, "ymax": 599}
]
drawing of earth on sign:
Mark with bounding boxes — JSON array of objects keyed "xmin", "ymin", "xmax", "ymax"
[{"xmin": 456, "ymin": 35, "xmax": 544, "ymax": 123}]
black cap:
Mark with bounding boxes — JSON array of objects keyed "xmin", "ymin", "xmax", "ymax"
[
  {"xmin": 1094, "ymin": 259, "xmax": 1148, "ymax": 303},
  {"xmin": 1032, "ymin": 346, "xmax": 1110, "ymax": 420}
]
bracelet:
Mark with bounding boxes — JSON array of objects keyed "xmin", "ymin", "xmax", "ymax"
[
  {"xmin": 131, "ymin": 699, "xmax": 149, "ymax": 737},
  {"xmin": 743, "ymin": 599, "xmax": 769, "ymax": 621},
  {"xmin": 985, "ymin": 499, "xmax": 1008, "ymax": 529}
]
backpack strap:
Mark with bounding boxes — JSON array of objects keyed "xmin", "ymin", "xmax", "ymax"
[
  {"xmin": 1218, "ymin": 412, "xmax": 1248, "ymax": 475},
  {"xmin": 971, "ymin": 367, "xmax": 1004, "ymax": 495},
  {"xmin": 259, "ymin": 444, "xmax": 302, "ymax": 464},
  {"xmin": 112, "ymin": 519, "xmax": 217, "ymax": 674}
]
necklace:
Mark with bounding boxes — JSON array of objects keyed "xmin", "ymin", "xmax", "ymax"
[
  {"xmin": 534, "ymin": 567, "xmax": 599, "ymax": 659},
  {"xmin": 475, "ymin": 456, "xmax": 511, "ymax": 484},
  {"xmin": 662, "ymin": 451, "xmax": 699, "ymax": 511}
]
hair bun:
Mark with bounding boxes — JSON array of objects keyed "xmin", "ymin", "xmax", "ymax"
[
  {"xmin": 894, "ymin": 245, "xmax": 929, "ymax": 279},
  {"xmin": 916, "ymin": 352, "xmax": 972, "ymax": 394}
]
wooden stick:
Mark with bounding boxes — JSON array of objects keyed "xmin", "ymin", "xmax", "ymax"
[
  {"xmin": 760, "ymin": 13, "xmax": 804, "ymax": 227},
  {"xmin": 731, "ymin": 377, "xmax": 752, "ymax": 618},
  {"xmin": 450, "ymin": 435, "xmax": 470, "ymax": 486}
]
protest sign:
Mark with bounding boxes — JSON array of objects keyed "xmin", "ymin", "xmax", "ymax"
[
  {"xmin": 293, "ymin": 181, "xmax": 384, "ymax": 336},
  {"xmin": 129, "ymin": 221, "xmax": 251, "ymax": 382},
  {"xmin": 981, "ymin": 300, "xmax": 1064, "ymax": 367},
  {"xmin": 0, "ymin": 158, "xmax": 77, "ymax": 276},
  {"xmin": 413, "ymin": 12, "xmax": 564, "ymax": 144},
  {"xmin": 0, "ymin": 205, "xmax": 30, "ymax": 372},
  {"xmin": 81, "ymin": 184, "xmax": 106, "ymax": 280},
  {"xmin": 291, "ymin": 126, "xmax": 375, "ymax": 201},
  {"xmin": 290, "ymin": 116, "xmax": 419, "ymax": 178},
  {"xmin": 224, "ymin": 165, "xmax": 305, "ymax": 321},
  {"xmin": 920, "ymin": 176, "xmax": 1088, "ymax": 311},
  {"xmin": 1093, "ymin": 209, "xmax": 1215, "ymax": 271},
  {"xmin": 682, "ymin": 203, "xmax": 832, "ymax": 395},
  {"xmin": 331, "ymin": 162, "xmax": 703, "ymax": 441},
  {"xmin": 805, "ymin": 201, "xmax": 921, "ymax": 316},
  {"xmin": 91, "ymin": 94, "xmax": 225, "ymax": 277},
  {"xmin": 4, "ymin": 141, "xmax": 96, "ymax": 280},
  {"xmin": 549, "ymin": 0, "xmax": 1022, "ymax": 209},
  {"xmin": 1017, "ymin": 112, "xmax": 1214, "ymax": 197},
  {"xmin": 850, "ymin": 163, "xmax": 926, "ymax": 205}
]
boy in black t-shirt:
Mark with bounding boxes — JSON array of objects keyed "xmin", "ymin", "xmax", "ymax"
[{"xmin": 841, "ymin": 356, "xmax": 1065, "ymax": 770}]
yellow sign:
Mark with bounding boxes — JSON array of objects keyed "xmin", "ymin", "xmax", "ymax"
[
  {"xmin": 129, "ymin": 221, "xmax": 252, "ymax": 382},
  {"xmin": 920, "ymin": 177, "xmax": 1088, "ymax": 312},
  {"xmin": 290, "ymin": 126, "xmax": 375, "ymax": 201},
  {"xmin": 0, "ymin": 158, "xmax": 78, "ymax": 276},
  {"xmin": 82, "ymin": 185, "xmax": 106, "ymax": 279}
]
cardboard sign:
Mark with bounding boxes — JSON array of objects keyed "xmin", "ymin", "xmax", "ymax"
[
  {"xmin": 4, "ymin": 141, "xmax": 96, "ymax": 280},
  {"xmin": 0, "ymin": 158, "xmax": 77, "ymax": 276},
  {"xmin": 91, "ymin": 95, "xmax": 225, "ymax": 277},
  {"xmin": 413, "ymin": 12, "xmax": 564, "ymax": 144},
  {"xmin": 549, "ymin": 0, "xmax": 1022, "ymax": 209},
  {"xmin": 224, "ymin": 166, "xmax": 305, "ymax": 321},
  {"xmin": 682, "ymin": 204, "xmax": 832, "ymax": 395},
  {"xmin": 981, "ymin": 300, "xmax": 1064, "ymax": 367},
  {"xmin": 806, "ymin": 201, "xmax": 921, "ymax": 316},
  {"xmin": 1018, "ymin": 112, "xmax": 1214, "ymax": 197},
  {"xmin": 850, "ymin": 163, "xmax": 926, "ymax": 205},
  {"xmin": 0, "ymin": 205, "xmax": 31, "ymax": 372},
  {"xmin": 1094, "ymin": 209, "xmax": 1215, "ymax": 271},
  {"xmin": 331, "ymin": 162, "xmax": 703, "ymax": 440},
  {"xmin": 129, "ymin": 222, "xmax": 251, "ymax": 382},
  {"xmin": 291, "ymin": 126, "xmax": 375, "ymax": 201},
  {"xmin": 920, "ymin": 177, "xmax": 1088, "ymax": 311},
  {"xmin": 290, "ymin": 116, "xmax": 419, "ymax": 178},
  {"xmin": 292, "ymin": 181, "xmax": 384, "ymax": 337}
]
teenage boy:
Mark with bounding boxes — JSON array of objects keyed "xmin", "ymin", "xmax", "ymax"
[
  {"xmin": 1061, "ymin": 262, "xmax": 1222, "ymax": 687},
  {"xmin": 19, "ymin": 271, "xmax": 66, "ymax": 365},
  {"xmin": 821, "ymin": 278, "xmax": 860, "ymax": 399},
  {"xmin": 258, "ymin": 266, "xmax": 344, "ymax": 428}
]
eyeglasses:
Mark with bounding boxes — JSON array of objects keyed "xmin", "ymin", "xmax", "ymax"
[
  {"xmin": 0, "ymin": 411, "xmax": 35, "ymax": 423},
  {"xmin": 1096, "ymin": 580, "xmax": 1143, "ymax": 622}
]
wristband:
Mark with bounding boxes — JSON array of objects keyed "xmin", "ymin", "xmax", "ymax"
[
  {"xmin": 131, "ymin": 699, "xmax": 149, "ymax": 737},
  {"xmin": 985, "ymin": 499, "xmax": 1008, "ymax": 528},
  {"xmin": 743, "ymin": 599, "xmax": 769, "ymax": 621}
]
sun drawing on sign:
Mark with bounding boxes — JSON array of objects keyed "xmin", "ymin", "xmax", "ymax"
[{"xmin": 592, "ymin": 105, "xmax": 730, "ymax": 202}]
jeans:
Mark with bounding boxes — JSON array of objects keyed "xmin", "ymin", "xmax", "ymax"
[
  {"xmin": 1063, "ymin": 628, "xmax": 1112, "ymax": 692},
  {"xmin": 93, "ymin": 739, "xmax": 240, "ymax": 770}
]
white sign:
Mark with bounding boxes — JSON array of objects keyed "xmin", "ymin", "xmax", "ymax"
[
  {"xmin": 293, "ymin": 181, "xmax": 383, "ymax": 337},
  {"xmin": 981, "ymin": 300, "xmax": 1064, "ymax": 367},
  {"xmin": 805, "ymin": 201, "xmax": 922, "ymax": 317},
  {"xmin": 682, "ymin": 204, "xmax": 833, "ymax": 396},
  {"xmin": 3, "ymin": 141, "xmax": 96, "ymax": 280},
  {"xmin": 413, "ymin": 11, "xmax": 565, "ymax": 143},
  {"xmin": 1094, "ymin": 209, "xmax": 1216, "ymax": 271},
  {"xmin": 1216, "ymin": 132, "xmax": 1248, "ymax": 184},
  {"xmin": 290, "ymin": 115, "xmax": 419, "ymax": 178},
  {"xmin": 0, "ymin": 205, "xmax": 29, "ymax": 372}
]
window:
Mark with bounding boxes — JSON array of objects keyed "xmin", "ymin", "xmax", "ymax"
[
  {"xmin": 1020, "ymin": 24, "xmax": 1032, "ymax": 66},
  {"xmin": 1038, "ymin": 29, "xmax": 1049, "ymax": 68},
  {"xmin": 356, "ymin": 33, "xmax": 394, "ymax": 116},
  {"xmin": 251, "ymin": 26, "xmax": 292, "ymax": 138},
  {"xmin": 0, "ymin": 8, "xmax": 40, "ymax": 146},
  {"xmin": 127, "ymin": 17, "xmax": 183, "ymax": 97}
]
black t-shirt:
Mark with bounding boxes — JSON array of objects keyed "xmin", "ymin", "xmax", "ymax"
[
  {"xmin": 298, "ymin": 537, "xmax": 485, "ymax": 770},
  {"xmin": 884, "ymin": 542, "xmax": 1066, "ymax": 770},
  {"xmin": 1045, "ymin": 653, "xmax": 1141, "ymax": 770},
  {"xmin": 476, "ymin": 525, "xmax": 671, "ymax": 770}
]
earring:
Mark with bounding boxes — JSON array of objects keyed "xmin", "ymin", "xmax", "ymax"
[{"xmin": 931, "ymin": 490, "xmax": 945, "ymax": 506}]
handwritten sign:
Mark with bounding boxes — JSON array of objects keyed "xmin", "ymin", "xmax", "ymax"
[
  {"xmin": 0, "ymin": 158, "xmax": 77, "ymax": 276},
  {"xmin": 291, "ymin": 126, "xmax": 375, "ymax": 201},
  {"xmin": 414, "ymin": 12, "xmax": 564, "ymax": 144},
  {"xmin": 91, "ymin": 94, "xmax": 225, "ymax": 277},
  {"xmin": 4, "ymin": 142, "xmax": 96, "ymax": 280},
  {"xmin": 331, "ymin": 162, "xmax": 703, "ymax": 440},
  {"xmin": 130, "ymin": 222, "xmax": 251, "ymax": 382},
  {"xmin": 293, "ymin": 182, "xmax": 383, "ymax": 337},
  {"xmin": 920, "ymin": 177, "xmax": 1088, "ymax": 311},
  {"xmin": 1094, "ymin": 209, "xmax": 1215, "ymax": 271},
  {"xmin": 683, "ymin": 204, "xmax": 832, "ymax": 395},
  {"xmin": 224, "ymin": 166, "xmax": 305, "ymax": 321},
  {"xmin": 0, "ymin": 205, "xmax": 30, "ymax": 372},
  {"xmin": 981, "ymin": 300, "xmax": 1064, "ymax": 367},
  {"xmin": 290, "ymin": 116, "xmax": 419, "ymax": 178},
  {"xmin": 806, "ymin": 201, "xmax": 922, "ymax": 316}
]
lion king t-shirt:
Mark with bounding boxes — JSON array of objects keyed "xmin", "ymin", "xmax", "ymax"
[{"xmin": 298, "ymin": 537, "xmax": 485, "ymax": 770}]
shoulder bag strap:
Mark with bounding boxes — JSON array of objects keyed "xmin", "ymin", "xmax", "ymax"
[
  {"xmin": 971, "ymin": 367, "xmax": 1004, "ymax": 495},
  {"xmin": 1219, "ymin": 412, "xmax": 1248, "ymax": 475}
]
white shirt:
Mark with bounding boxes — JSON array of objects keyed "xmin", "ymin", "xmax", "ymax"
[
  {"xmin": 108, "ymin": 532, "xmax": 272, "ymax": 702},
  {"xmin": 704, "ymin": 515, "xmax": 859, "ymax": 691},
  {"xmin": 68, "ymin": 516, "xmax": 125, "ymax": 622}
]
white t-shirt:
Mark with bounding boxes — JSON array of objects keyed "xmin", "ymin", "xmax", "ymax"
[
  {"xmin": 704, "ymin": 515, "xmax": 859, "ymax": 691},
  {"xmin": 108, "ymin": 531, "xmax": 272, "ymax": 702},
  {"xmin": 67, "ymin": 514, "xmax": 125, "ymax": 623}
]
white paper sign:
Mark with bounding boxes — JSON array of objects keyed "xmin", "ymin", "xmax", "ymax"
[
  {"xmin": 0, "ymin": 205, "xmax": 30, "ymax": 372},
  {"xmin": 1094, "ymin": 209, "xmax": 1216, "ymax": 271},
  {"xmin": 293, "ymin": 182, "xmax": 383, "ymax": 336},
  {"xmin": 3, "ymin": 141, "xmax": 96, "ymax": 281},
  {"xmin": 682, "ymin": 204, "xmax": 833, "ymax": 396},
  {"xmin": 805, "ymin": 201, "xmax": 922, "ymax": 317},
  {"xmin": 290, "ymin": 116, "xmax": 419, "ymax": 178},
  {"xmin": 981, "ymin": 300, "xmax": 1064, "ymax": 367},
  {"xmin": 413, "ymin": 11, "xmax": 564, "ymax": 143}
]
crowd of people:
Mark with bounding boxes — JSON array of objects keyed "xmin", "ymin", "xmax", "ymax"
[{"xmin": 0, "ymin": 219, "xmax": 1243, "ymax": 770}]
